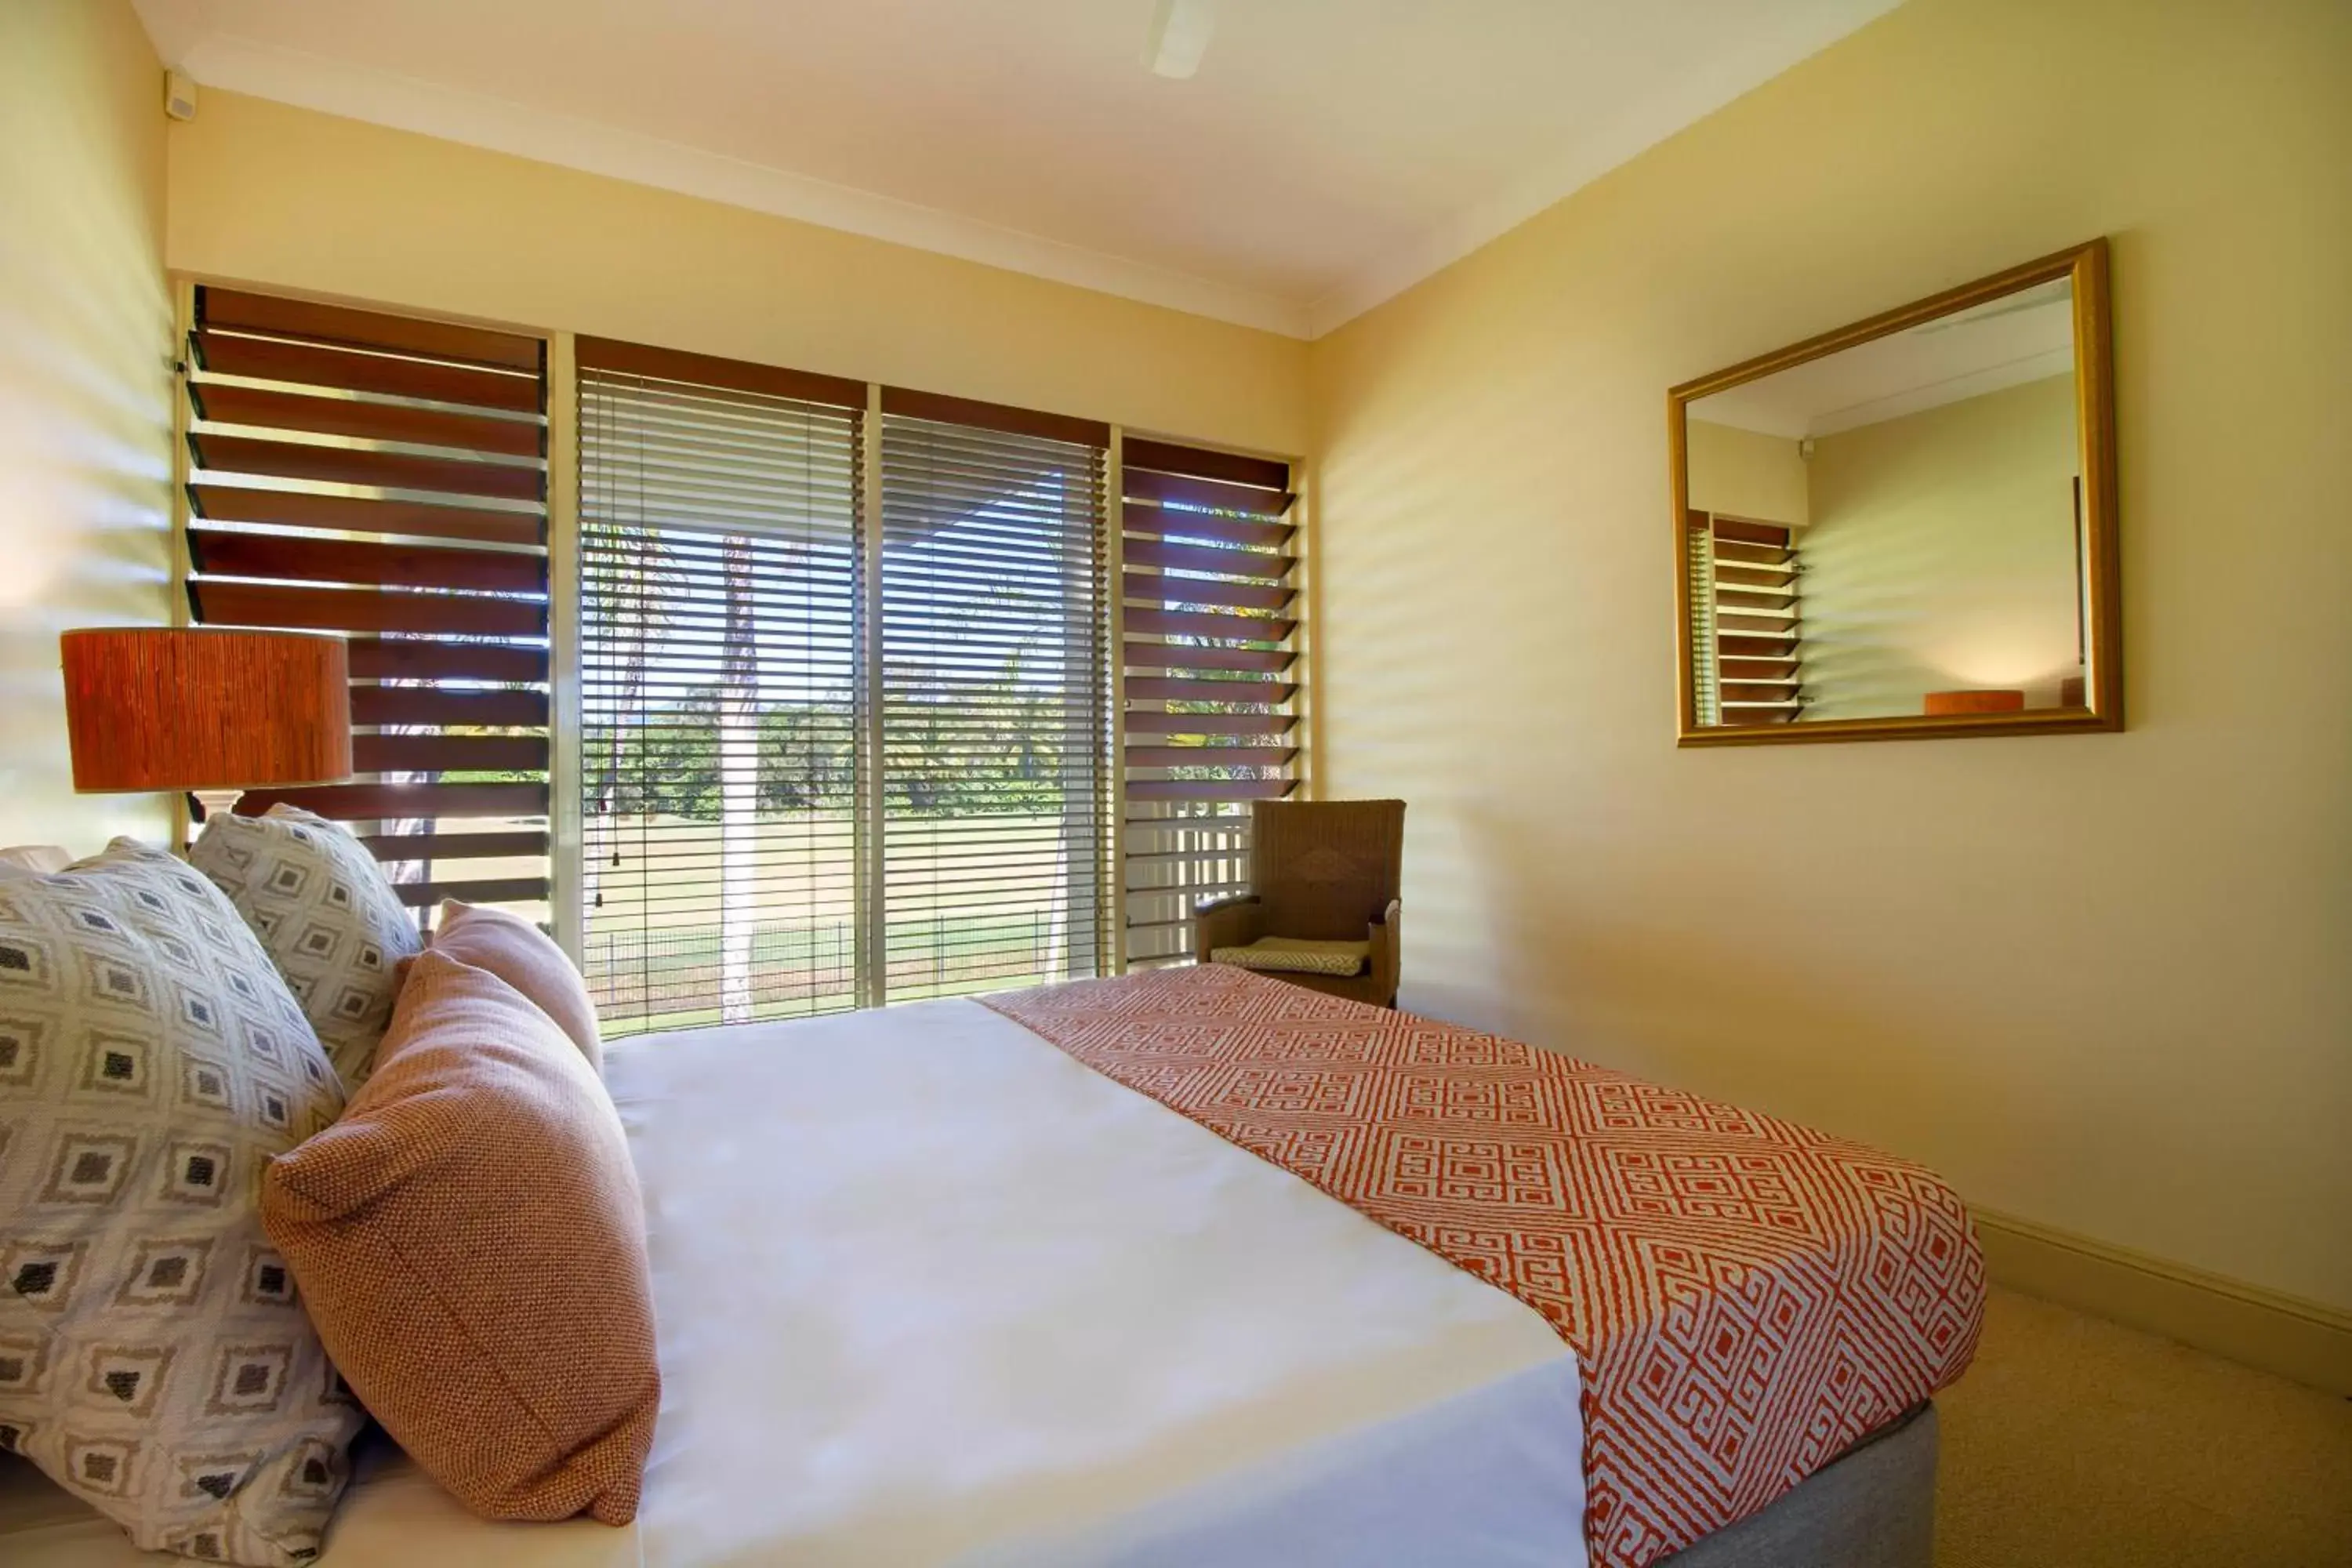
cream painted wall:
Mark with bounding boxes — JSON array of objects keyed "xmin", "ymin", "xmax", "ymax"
[
  {"xmin": 1308, "ymin": 0, "xmax": 2352, "ymax": 1309},
  {"xmin": 164, "ymin": 93, "xmax": 1308, "ymax": 459},
  {"xmin": 0, "ymin": 0, "xmax": 174, "ymax": 852},
  {"xmin": 1686, "ymin": 419, "xmax": 1809, "ymax": 525},
  {"xmin": 1802, "ymin": 374, "xmax": 2082, "ymax": 718}
]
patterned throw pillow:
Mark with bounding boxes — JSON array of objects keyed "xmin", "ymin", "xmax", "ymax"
[
  {"xmin": 190, "ymin": 807, "xmax": 421, "ymax": 1089},
  {"xmin": 0, "ymin": 838, "xmax": 362, "ymax": 1566}
]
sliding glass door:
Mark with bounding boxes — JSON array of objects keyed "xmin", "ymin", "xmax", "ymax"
[
  {"xmin": 576, "ymin": 354, "xmax": 1111, "ymax": 1035},
  {"xmin": 877, "ymin": 406, "xmax": 1111, "ymax": 1003},
  {"xmin": 578, "ymin": 365, "xmax": 862, "ymax": 1031}
]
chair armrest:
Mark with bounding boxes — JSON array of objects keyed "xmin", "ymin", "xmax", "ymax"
[
  {"xmin": 1367, "ymin": 899, "xmax": 1402, "ymax": 1007},
  {"xmin": 1194, "ymin": 895, "xmax": 1264, "ymax": 962}
]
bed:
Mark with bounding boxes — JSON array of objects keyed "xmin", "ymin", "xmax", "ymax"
[{"xmin": 2, "ymin": 967, "xmax": 1983, "ymax": 1567}]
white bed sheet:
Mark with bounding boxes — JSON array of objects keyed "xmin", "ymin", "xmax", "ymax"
[{"xmin": 2, "ymin": 997, "xmax": 1584, "ymax": 1567}]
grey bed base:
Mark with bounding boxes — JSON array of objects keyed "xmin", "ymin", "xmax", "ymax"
[
  {"xmin": 1, "ymin": 1402, "xmax": 1940, "ymax": 1566},
  {"xmin": 1658, "ymin": 1402, "xmax": 1937, "ymax": 1568}
]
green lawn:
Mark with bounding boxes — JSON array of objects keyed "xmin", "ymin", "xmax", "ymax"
[{"xmin": 580, "ymin": 812, "xmax": 1092, "ymax": 1034}]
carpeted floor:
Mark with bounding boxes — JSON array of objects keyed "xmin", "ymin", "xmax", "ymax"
[{"xmin": 1936, "ymin": 1287, "xmax": 2352, "ymax": 1566}]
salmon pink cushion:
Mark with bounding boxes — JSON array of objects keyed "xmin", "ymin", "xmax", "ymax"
[
  {"xmin": 260, "ymin": 949, "xmax": 657, "ymax": 1525},
  {"xmin": 430, "ymin": 899, "xmax": 602, "ymax": 1073}
]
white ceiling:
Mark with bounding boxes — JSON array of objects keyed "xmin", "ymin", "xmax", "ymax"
[
  {"xmin": 1691, "ymin": 281, "xmax": 2077, "ymax": 441},
  {"xmin": 134, "ymin": 0, "xmax": 1900, "ymax": 339}
]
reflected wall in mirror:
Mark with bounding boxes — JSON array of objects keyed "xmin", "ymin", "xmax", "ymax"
[{"xmin": 1670, "ymin": 240, "xmax": 2119, "ymax": 745}]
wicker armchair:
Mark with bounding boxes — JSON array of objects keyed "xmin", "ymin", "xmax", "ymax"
[{"xmin": 1194, "ymin": 799, "xmax": 1405, "ymax": 1007}]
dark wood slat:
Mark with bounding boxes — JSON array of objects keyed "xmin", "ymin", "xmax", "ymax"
[
  {"xmin": 190, "ymin": 581, "xmax": 544, "ymax": 637},
  {"xmin": 353, "ymin": 735, "xmax": 550, "ymax": 774},
  {"xmin": 880, "ymin": 385, "xmax": 1107, "ymax": 448},
  {"xmin": 192, "ymin": 330, "xmax": 542, "ymax": 412},
  {"xmin": 230, "ymin": 782, "xmax": 548, "ymax": 819},
  {"xmin": 1123, "ymin": 467, "xmax": 1294, "ymax": 517},
  {"xmin": 1123, "ymin": 502, "xmax": 1293, "ymax": 551},
  {"xmin": 1121, "ymin": 536, "xmax": 1290, "ymax": 581},
  {"xmin": 1125, "ymin": 607, "xmax": 1295, "ymax": 643},
  {"xmin": 1123, "ymin": 710, "xmax": 1298, "ymax": 738},
  {"xmin": 1719, "ymin": 708, "xmax": 1798, "ymax": 728},
  {"xmin": 1126, "ymin": 778, "xmax": 1298, "ymax": 802},
  {"xmin": 1710, "ymin": 516, "xmax": 1791, "ymax": 547},
  {"xmin": 1121, "ymin": 438, "xmax": 1288, "ymax": 492},
  {"xmin": 189, "ymin": 433, "xmax": 544, "ymax": 503},
  {"xmin": 1715, "ymin": 564, "xmax": 1792, "ymax": 588},
  {"xmin": 189, "ymin": 529, "xmax": 547, "ymax": 593},
  {"xmin": 1720, "ymin": 682, "xmax": 1802, "ymax": 703},
  {"xmin": 1716, "ymin": 613, "xmax": 1792, "ymax": 635},
  {"xmin": 1123, "ymin": 677, "xmax": 1295, "ymax": 705},
  {"xmin": 1719, "ymin": 656, "xmax": 1799, "ymax": 681},
  {"xmin": 1718, "ymin": 635, "xmax": 1798, "ymax": 659},
  {"xmin": 1121, "ymin": 641, "xmax": 1296, "ymax": 675},
  {"xmin": 347, "ymin": 639, "xmax": 548, "ymax": 684},
  {"xmin": 1714, "ymin": 540, "xmax": 1791, "ymax": 568},
  {"xmin": 578, "ymin": 336, "xmax": 866, "ymax": 411},
  {"xmin": 185, "ymin": 481, "xmax": 544, "ymax": 546},
  {"xmin": 350, "ymin": 687, "xmax": 549, "ymax": 728},
  {"xmin": 201, "ymin": 287, "xmax": 543, "ymax": 372},
  {"xmin": 1715, "ymin": 589, "xmax": 1791, "ymax": 611},
  {"xmin": 1123, "ymin": 572, "xmax": 1294, "ymax": 613},
  {"xmin": 358, "ymin": 829, "xmax": 550, "ymax": 862},
  {"xmin": 390, "ymin": 877, "xmax": 551, "ymax": 909},
  {"xmin": 1126, "ymin": 746, "xmax": 1296, "ymax": 768},
  {"xmin": 191, "ymin": 382, "xmax": 543, "ymax": 457}
]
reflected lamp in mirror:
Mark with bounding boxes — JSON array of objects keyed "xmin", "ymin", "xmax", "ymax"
[
  {"xmin": 1668, "ymin": 239, "xmax": 2120, "ymax": 745},
  {"xmin": 60, "ymin": 627, "xmax": 352, "ymax": 820},
  {"xmin": 1922, "ymin": 689, "xmax": 2025, "ymax": 717}
]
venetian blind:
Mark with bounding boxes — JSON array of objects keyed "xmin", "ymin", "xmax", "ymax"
[
  {"xmin": 1117, "ymin": 440, "xmax": 1301, "ymax": 968},
  {"xmin": 877, "ymin": 390, "xmax": 1115, "ymax": 1000},
  {"xmin": 1688, "ymin": 510, "xmax": 1804, "ymax": 726},
  {"xmin": 577, "ymin": 340, "xmax": 866, "ymax": 1035},
  {"xmin": 181, "ymin": 285, "xmax": 552, "ymax": 924}
]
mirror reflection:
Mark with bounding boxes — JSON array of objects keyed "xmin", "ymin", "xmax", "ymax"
[{"xmin": 1684, "ymin": 277, "xmax": 2088, "ymax": 728}]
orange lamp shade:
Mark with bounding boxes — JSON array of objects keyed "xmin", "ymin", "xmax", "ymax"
[
  {"xmin": 60, "ymin": 628, "xmax": 352, "ymax": 793},
  {"xmin": 1922, "ymin": 688, "xmax": 2027, "ymax": 717}
]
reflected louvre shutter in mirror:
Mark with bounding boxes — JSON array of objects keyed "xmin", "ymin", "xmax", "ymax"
[
  {"xmin": 1118, "ymin": 441, "xmax": 1301, "ymax": 969},
  {"xmin": 1689, "ymin": 511, "xmax": 1804, "ymax": 727},
  {"xmin": 576, "ymin": 343, "xmax": 865, "ymax": 1034},
  {"xmin": 877, "ymin": 391, "xmax": 1115, "ymax": 1000},
  {"xmin": 182, "ymin": 285, "xmax": 552, "ymax": 923}
]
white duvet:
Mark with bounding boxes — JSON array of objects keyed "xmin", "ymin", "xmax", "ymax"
[{"xmin": 2, "ymin": 998, "xmax": 1584, "ymax": 1567}]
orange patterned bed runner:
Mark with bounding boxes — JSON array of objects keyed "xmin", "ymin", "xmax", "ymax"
[{"xmin": 983, "ymin": 966, "xmax": 1984, "ymax": 1567}]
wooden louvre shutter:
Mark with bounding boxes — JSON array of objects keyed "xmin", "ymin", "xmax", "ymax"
[
  {"xmin": 1119, "ymin": 439, "xmax": 1301, "ymax": 967},
  {"xmin": 877, "ymin": 389, "xmax": 1115, "ymax": 1000},
  {"xmin": 182, "ymin": 285, "xmax": 552, "ymax": 918},
  {"xmin": 1688, "ymin": 510, "xmax": 1802, "ymax": 725},
  {"xmin": 576, "ymin": 340, "xmax": 866, "ymax": 1033}
]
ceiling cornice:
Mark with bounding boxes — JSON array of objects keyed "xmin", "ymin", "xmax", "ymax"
[
  {"xmin": 163, "ymin": 32, "xmax": 1316, "ymax": 339},
  {"xmin": 147, "ymin": 3, "xmax": 1902, "ymax": 345}
]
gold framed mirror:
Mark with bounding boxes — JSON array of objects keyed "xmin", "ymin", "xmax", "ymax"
[{"xmin": 1670, "ymin": 239, "xmax": 2119, "ymax": 745}]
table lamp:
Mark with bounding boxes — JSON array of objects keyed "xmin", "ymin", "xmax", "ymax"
[{"xmin": 60, "ymin": 627, "xmax": 352, "ymax": 825}]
